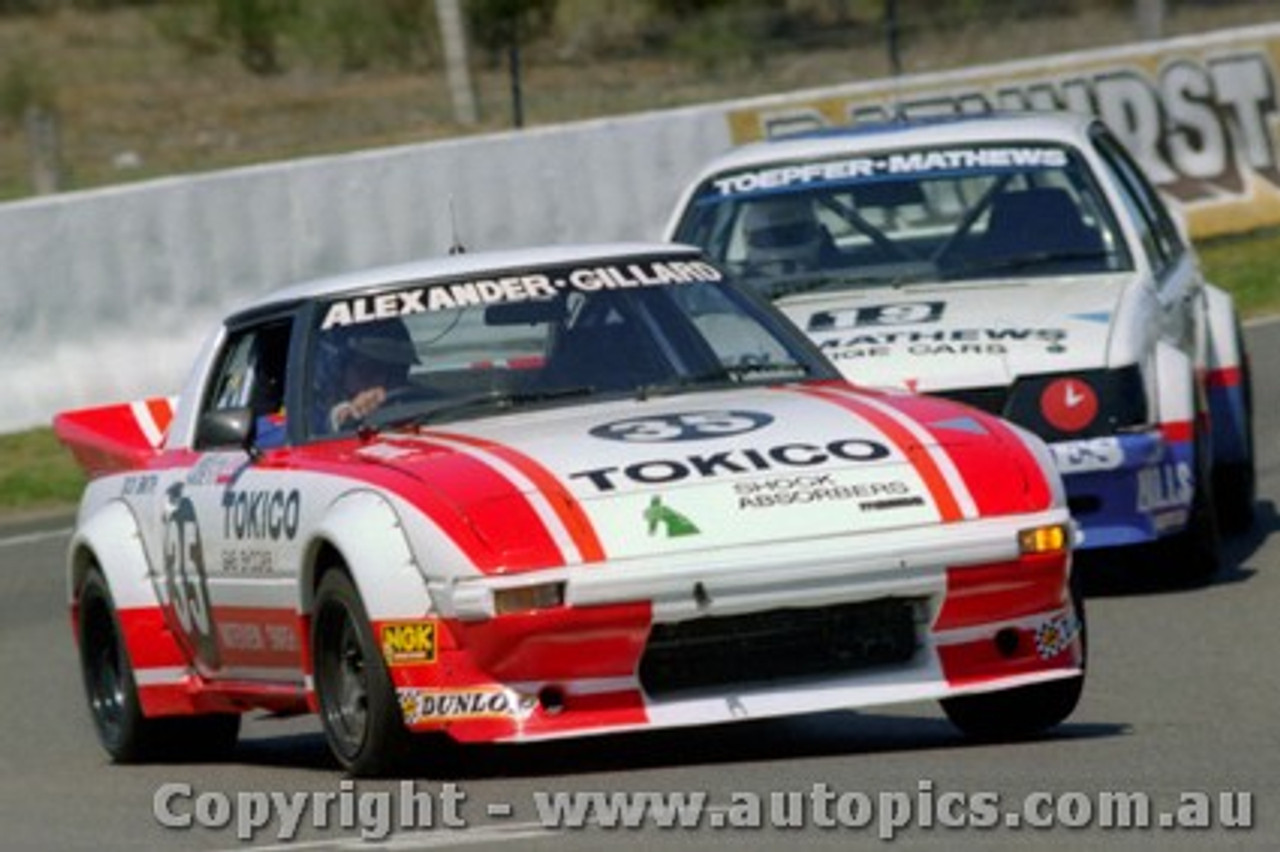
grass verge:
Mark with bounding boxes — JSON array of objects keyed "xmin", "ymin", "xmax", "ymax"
[
  {"xmin": 3, "ymin": 227, "xmax": 1277, "ymax": 519},
  {"xmin": 0, "ymin": 426, "xmax": 87, "ymax": 515},
  {"xmin": 1196, "ymin": 226, "xmax": 1280, "ymax": 319}
]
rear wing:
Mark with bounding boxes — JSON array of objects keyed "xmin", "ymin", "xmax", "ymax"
[{"xmin": 52, "ymin": 397, "xmax": 177, "ymax": 479}]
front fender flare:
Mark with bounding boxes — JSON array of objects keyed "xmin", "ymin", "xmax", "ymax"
[
  {"xmin": 302, "ymin": 490, "xmax": 433, "ymax": 622},
  {"xmin": 1153, "ymin": 341, "xmax": 1197, "ymax": 430}
]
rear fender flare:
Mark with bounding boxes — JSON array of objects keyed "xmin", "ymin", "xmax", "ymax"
[
  {"xmin": 69, "ymin": 500, "xmax": 162, "ymax": 617},
  {"xmin": 67, "ymin": 500, "xmax": 188, "ymax": 700},
  {"xmin": 1201, "ymin": 284, "xmax": 1251, "ymax": 465}
]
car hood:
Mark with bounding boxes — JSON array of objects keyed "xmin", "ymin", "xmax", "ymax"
[
  {"xmin": 352, "ymin": 384, "xmax": 1055, "ymax": 572},
  {"xmin": 773, "ymin": 275, "xmax": 1126, "ymax": 392}
]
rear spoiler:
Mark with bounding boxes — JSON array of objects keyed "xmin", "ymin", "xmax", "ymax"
[{"xmin": 52, "ymin": 397, "xmax": 177, "ymax": 479}]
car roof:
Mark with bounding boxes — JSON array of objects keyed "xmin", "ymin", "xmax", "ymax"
[
  {"xmin": 231, "ymin": 241, "xmax": 702, "ymax": 319},
  {"xmin": 693, "ymin": 110, "xmax": 1097, "ymax": 177}
]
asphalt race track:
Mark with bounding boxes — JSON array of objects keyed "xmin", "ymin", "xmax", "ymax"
[{"xmin": 2, "ymin": 321, "xmax": 1277, "ymax": 852}]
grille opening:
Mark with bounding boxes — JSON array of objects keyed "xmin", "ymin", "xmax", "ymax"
[
  {"xmin": 638, "ymin": 597, "xmax": 923, "ymax": 698},
  {"xmin": 1067, "ymin": 495, "xmax": 1102, "ymax": 516}
]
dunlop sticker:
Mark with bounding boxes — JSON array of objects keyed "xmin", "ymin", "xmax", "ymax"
[{"xmin": 398, "ymin": 687, "xmax": 536, "ymax": 723}]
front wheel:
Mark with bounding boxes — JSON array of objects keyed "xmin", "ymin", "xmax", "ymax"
[
  {"xmin": 941, "ymin": 578, "xmax": 1086, "ymax": 740},
  {"xmin": 1213, "ymin": 326, "xmax": 1255, "ymax": 534},
  {"xmin": 1163, "ymin": 413, "xmax": 1222, "ymax": 585},
  {"xmin": 78, "ymin": 568, "xmax": 239, "ymax": 762},
  {"xmin": 941, "ymin": 670, "xmax": 1085, "ymax": 741},
  {"xmin": 312, "ymin": 569, "xmax": 410, "ymax": 776}
]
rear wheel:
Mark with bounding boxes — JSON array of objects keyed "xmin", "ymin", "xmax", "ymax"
[
  {"xmin": 79, "ymin": 568, "xmax": 239, "ymax": 762},
  {"xmin": 312, "ymin": 569, "xmax": 410, "ymax": 776},
  {"xmin": 941, "ymin": 574, "xmax": 1086, "ymax": 740}
]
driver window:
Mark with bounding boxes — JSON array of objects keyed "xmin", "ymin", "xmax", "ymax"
[
  {"xmin": 204, "ymin": 320, "xmax": 293, "ymax": 443},
  {"xmin": 1093, "ymin": 130, "xmax": 1181, "ymax": 276},
  {"xmin": 208, "ymin": 333, "xmax": 258, "ymax": 411}
]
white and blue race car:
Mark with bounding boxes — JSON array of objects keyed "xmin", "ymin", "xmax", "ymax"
[{"xmin": 667, "ymin": 111, "xmax": 1254, "ymax": 582}]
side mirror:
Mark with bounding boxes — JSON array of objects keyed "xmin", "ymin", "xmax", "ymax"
[{"xmin": 194, "ymin": 407, "xmax": 258, "ymax": 455}]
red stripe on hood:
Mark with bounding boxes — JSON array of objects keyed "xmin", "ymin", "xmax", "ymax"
[
  {"xmin": 296, "ymin": 442, "xmax": 561, "ymax": 573},
  {"xmin": 788, "ymin": 384, "xmax": 964, "ymax": 522},
  {"xmin": 423, "ymin": 429, "xmax": 606, "ymax": 564},
  {"xmin": 871, "ymin": 390, "xmax": 1053, "ymax": 515},
  {"xmin": 404, "ymin": 436, "xmax": 570, "ymax": 569}
]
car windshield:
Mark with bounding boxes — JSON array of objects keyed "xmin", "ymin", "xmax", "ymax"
[
  {"xmin": 673, "ymin": 142, "xmax": 1132, "ymax": 299},
  {"xmin": 304, "ymin": 254, "xmax": 828, "ymax": 438}
]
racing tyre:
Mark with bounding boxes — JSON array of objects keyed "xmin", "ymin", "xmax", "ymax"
[
  {"xmin": 1213, "ymin": 328, "xmax": 1255, "ymax": 534},
  {"xmin": 312, "ymin": 569, "xmax": 411, "ymax": 776},
  {"xmin": 940, "ymin": 575, "xmax": 1086, "ymax": 740},
  {"xmin": 78, "ymin": 568, "xmax": 240, "ymax": 762},
  {"xmin": 1164, "ymin": 411, "xmax": 1222, "ymax": 585}
]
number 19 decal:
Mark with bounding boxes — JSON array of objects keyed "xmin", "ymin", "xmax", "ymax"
[{"xmin": 808, "ymin": 301, "xmax": 946, "ymax": 332}]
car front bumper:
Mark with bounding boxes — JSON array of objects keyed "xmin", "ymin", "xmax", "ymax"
[
  {"xmin": 386, "ymin": 513, "xmax": 1084, "ymax": 743},
  {"xmin": 1051, "ymin": 428, "xmax": 1195, "ymax": 550}
]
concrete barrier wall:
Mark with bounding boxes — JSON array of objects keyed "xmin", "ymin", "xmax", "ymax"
[
  {"xmin": 0, "ymin": 108, "xmax": 731, "ymax": 432},
  {"xmin": 4, "ymin": 22, "xmax": 1280, "ymax": 433}
]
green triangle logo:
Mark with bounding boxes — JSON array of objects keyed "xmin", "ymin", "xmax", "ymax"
[{"xmin": 645, "ymin": 495, "xmax": 700, "ymax": 537}]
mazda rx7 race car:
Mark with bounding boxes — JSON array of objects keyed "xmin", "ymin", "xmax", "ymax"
[
  {"xmin": 667, "ymin": 111, "xmax": 1254, "ymax": 583},
  {"xmin": 57, "ymin": 243, "xmax": 1083, "ymax": 776}
]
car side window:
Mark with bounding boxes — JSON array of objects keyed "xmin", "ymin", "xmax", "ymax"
[
  {"xmin": 203, "ymin": 319, "xmax": 294, "ymax": 444},
  {"xmin": 1092, "ymin": 129, "xmax": 1185, "ymax": 277}
]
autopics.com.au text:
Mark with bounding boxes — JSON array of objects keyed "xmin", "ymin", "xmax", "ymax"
[{"xmin": 152, "ymin": 779, "xmax": 1255, "ymax": 843}]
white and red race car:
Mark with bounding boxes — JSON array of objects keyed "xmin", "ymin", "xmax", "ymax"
[
  {"xmin": 667, "ymin": 112, "xmax": 1254, "ymax": 582},
  {"xmin": 57, "ymin": 243, "xmax": 1083, "ymax": 776}
]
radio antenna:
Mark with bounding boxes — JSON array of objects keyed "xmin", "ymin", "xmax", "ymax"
[{"xmin": 447, "ymin": 195, "xmax": 466, "ymax": 255}]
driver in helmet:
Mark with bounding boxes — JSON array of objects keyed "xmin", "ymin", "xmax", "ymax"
[
  {"xmin": 741, "ymin": 195, "xmax": 832, "ymax": 275},
  {"xmin": 314, "ymin": 318, "xmax": 419, "ymax": 433}
]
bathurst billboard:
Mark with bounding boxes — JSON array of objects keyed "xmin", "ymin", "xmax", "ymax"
[{"xmin": 726, "ymin": 23, "xmax": 1280, "ymax": 239}]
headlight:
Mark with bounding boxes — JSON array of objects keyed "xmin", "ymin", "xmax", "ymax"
[
  {"xmin": 1004, "ymin": 365, "xmax": 1147, "ymax": 440},
  {"xmin": 493, "ymin": 581, "xmax": 566, "ymax": 615}
]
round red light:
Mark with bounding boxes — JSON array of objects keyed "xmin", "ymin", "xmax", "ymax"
[{"xmin": 1040, "ymin": 378, "xmax": 1098, "ymax": 432}]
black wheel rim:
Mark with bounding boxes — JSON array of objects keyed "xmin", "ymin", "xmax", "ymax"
[
  {"xmin": 83, "ymin": 598, "xmax": 127, "ymax": 746},
  {"xmin": 317, "ymin": 600, "xmax": 370, "ymax": 759}
]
